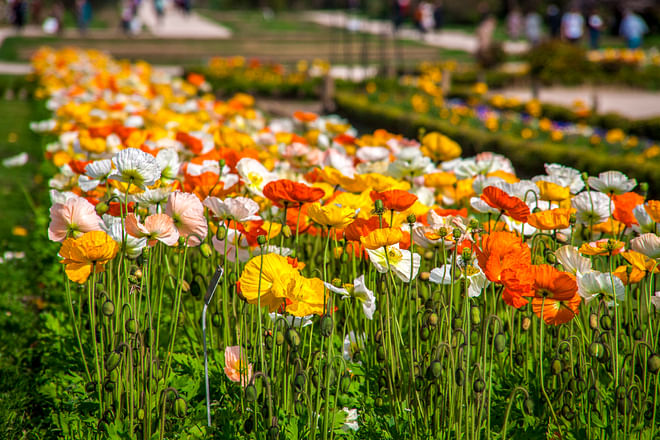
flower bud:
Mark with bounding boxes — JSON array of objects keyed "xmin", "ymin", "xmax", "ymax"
[
  {"xmin": 257, "ymin": 235, "xmax": 267, "ymax": 245},
  {"xmin": 105, "ymin": 351, "xmax": 122, "ymax": 372},
  {"xmin": 374, "ymin": 199, "xmax": 384, "ymax": 214},
  {"xmin": 282, "ymin": 225, "xmax": 292, "ymax": 238},
  {"xmin": 137, "ymin": 408, "xmax": 145, "ymax": 421},
  {"xmin": 294, "ymin": 373, "xmax": 306, "ymax": 392},
  {"xmin": 648, "ymin": 354, "xmax": 660, "ymax": 374},
  {"xmin": 125, "ymin": 318, "xmax": 137, "ymax": 334},
  {"xmin": 340, "ymin": 374, "xmax": 351, "ymax": 392},
  {"xmin": 473, "ymin": 377, "xmax": 485, "ymax": 394},
  {"xmin": 551, "ymin": 359, "xmax": 562, "ymax": 375},
  {"xmin": 470, "ymin": 306, "xmax": 481, "ymax": 325},
  {"xmin": 320, "ymin": 315, "xmax": 333, "ymax": 337},
  {"xmin": 452, "ymin": 228, "xmax": 462, "ymax": 240},
  {"xmin": 514, "ymin": 352, "xmax": 524, "ymax": 366},
  {"xmin": 454, "ymin": 368, "xmax": 465, "ymax": 386},
  {"xmin": 200, "ymin": 243, "xmax": 212, "ymax": 258},
  {"xmin": 211, "ymin": 312, "xmax": 222, "ymax": 328},
  {"xmin": 420, "ymin": 325, "xmax": 431, "ymax": 341},
  {"xmin": 523, "ymin": 398, "xmax": 534, "ymax": 415},
  {"xmin": 420, "ymin": 271, "xmax": 430, "ymax": 281},
  {"xmin": 85, "ymin": 381, "xmax": 97, "ymax": 394},
  {"xmin": 104, "ymin": 379, "xmax": 115, "ymax": 393},
  {"xmin": 424, "ymin": 250, "xmax": 434, "ymax": 260},
  {"xmin": 600, "ymin": 315, "xmax": 612, "ymax": 330},
  {"xmin": 640, "ymin": 182, "xmax": 648, "ymax": 195},
  {"xmin": 521, "ymin": 316, "xmax": 531, "ymax": 331},
  {"xmin": 428, "ymin": 360, "xmax": 442, "ymax": 380},
  {"xmin": 265, "ymin": 334, "xmax": 273, "ymax": 351},
  {"xmin": 178, "ymin": 236, "xmax": 186, "ymax": 246},
  {"xmin": 285, "ymin": 328, "xmax": 301, "ymax": 349},
  {"xmin": 245, "ymin": 384, "xmax": 258, "ymax": 402},
  {"xmin": 376, "ymin": 345, "xmax": 386, "ymax": 362},
  {"xmin": 562, "ymin": 404, "xmax": 575, "ymax": 420},
  {"xmin": 95, "ymin": 202, "xmax": 109, "ymax": 216},
  {"xmin": 216, "ymin": 225, "xmax": 227, "ymax": 240},
  {"xmin": 101, "ymin": 300, "xmax": 115, "ymax": 317},
  {"xmin": 275, "ymin": 331, "xmax": 284, "ymax": 346},
  {"xmin": 218, "ymin": 159, "xmax": 226, "ymax": 168},
  {"xmin": 494, "ymin": 333, "xmax": 506, "ymax": 353},
  {"xmin": 427, "ymin": 313, "xmax": 439, "ymax": 327},
  {"xmin": 589, "ymin": 313, "xmax": 598, "ymax": 330},
  {"xmin": 406, "ymin": 214, "xmax": 417, "ymax": 224}
]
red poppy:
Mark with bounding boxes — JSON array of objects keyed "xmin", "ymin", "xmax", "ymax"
[
  {"xmin": 344, "ymin": 216, "xmax": 386, "ymax": 242},
  {"xmin": 107, "ymin": 201, "xmax": 135, "ymax": 217},
  {"xmin": 333, "ymin": 133, "xmax": 356, "ymax": 146},
  {"xmin": 176, "ymin": 132, "xmax": 204, "ymax": 155},
  {"xmin": 69, "ymin": 159, "xmax": 92, "ymax": 175},
  {"xmin": 370, "ymin": 189, "xmax": 418, "ymax": 212},
  {"xmin": 187, "ymin": 73, "xmax": 206, "ymax": 87},
  {"xmin": 612, "ymin": 192, "xmax": 644, "ymax": 227},
  {"xmin": 286, "ymin": 204, "xmax": 320, "ymax": 236},
  {"xmin": 263, "ymin": 179, "xmax": 325, "ymax": 207},
  {"xmin": 480, "ymin": 186, "xmax": 530, "ymax": 222},
  {"xmin": 531, "ymin": 265, "xmax": 580, "ymax": 325}
]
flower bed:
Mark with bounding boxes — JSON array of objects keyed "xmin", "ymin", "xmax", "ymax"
[{"xmin": 28, "ymin": 47, "xmax": 660, "ymax": 438}]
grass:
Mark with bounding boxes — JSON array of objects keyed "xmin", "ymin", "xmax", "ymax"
[{"xmin": 0, "ymin": 96, "xmax": 60, "ymax": 438}]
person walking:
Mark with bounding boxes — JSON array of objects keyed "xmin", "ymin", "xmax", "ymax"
[
  {"xmin": 587, "ymin": 10, "xmax": 604, "ymax": 50},
  {"xmin": 546, "ymin": 4, "xmax": 561, "ymax": 39},
  {"xmin": 561, "ymin": 6, "xmax": 584, "ymax": 44},
  {"xmin": 524, "ymin": 9, "xmax": 542, "ymax": 46},
  {"xmin": 619, "ymin": 9, "xmax": 648, "ymax": 49}
]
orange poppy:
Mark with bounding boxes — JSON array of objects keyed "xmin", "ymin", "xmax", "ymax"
[
  {"xmin": 176, "ymin": 132, "xmax": 204, "ymax": 155},
  {"xmin": 613, "ymin": 192, "xmax": 644, "ymax": 227},
  {"xmin": 475, "ymin": 231, "xmax": 531, "ymax": 283},
  {"xmin": 579, "ymin": 239, "xmax": 625, "ymax": 256},
  {"xmin": 68, "ymin": 159, "xmax": 92, "ymax": 175},
  {"xmin": 344, "ymin": 216, "xmax": 386, "ymax": 242},
  {"xmin": 480, "ymin": 186, "xmax": 530, "ymax": 222},
  {"xmin": 527, "ymin": 208, "xmax": 574, "ymax": 230},
  {"xmin": 500, "ymin": 263, "xmax": 535, "ymax": 308},
  {"xmin": 530, "ymin": 265, "xmax": 580, "ymax": 325},
  {"xmin": 187, "ymin": 72, "xmax": 206, "ymax": 87},
  {"xmin": 59, "ymin": 231, "xmax": 119, "ymax": 284},
  {"xmin": 263, "ymin": 179, "xmax": 325, "ymax": 207},
  {"xmin": 645, "ymin": 200, "xmax": 660, "ymax": 223},
  {"xmin": 370, "ymin": 189, "xmax": 418, "ymax": 212},
  {"xmin": 360, "ymin": 228, "xmax": 404, "ymax": 250},
  {"xmin": 293, "ymin": 111, "xmax": 318, "ymax": 123}
]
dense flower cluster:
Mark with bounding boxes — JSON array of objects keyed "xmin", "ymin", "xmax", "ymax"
[{"xmin": 33, "ymin": 48, "xmax": 660, "ymax": 438}]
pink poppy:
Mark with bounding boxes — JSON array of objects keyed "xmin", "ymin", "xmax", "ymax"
[
  {"xmin": 125, "ymin": 213, "xmax": 180, "ymax": 247},
  {"xmin": 224, "ymin": 346, "xmax": 253, "ymax": 387},
  {"xmin": 165, "ymin": 191, "xmax": 208, "ymax": 246},
  {"xmin": 48, "ymin": 196, "xmax": 103, "ymax": 242}
]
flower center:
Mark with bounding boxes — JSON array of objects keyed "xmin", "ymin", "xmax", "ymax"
[{"xmin": 386, "ymin": 246, "xmax": 403, "ymax": 265}]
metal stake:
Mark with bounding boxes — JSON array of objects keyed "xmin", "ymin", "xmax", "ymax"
[{"xmin": 202, "ymin": 265, "xmax": 224, "ymax": 427}]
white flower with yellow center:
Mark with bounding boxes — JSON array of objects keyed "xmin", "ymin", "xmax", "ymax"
[
  {"xmin": 365, "ymin": 244, "xmax": 420, "ymax": 283},
  {"xmin": 236, "ymin": 157, "xmax": 277, "ymax": 197},
  {"xmin": 109, "ymin": 148, "xmax": 161, "ymax": 189},
  {"xmin": 429, "ymin": 256, "xmax": 489, "ymax": 297}
]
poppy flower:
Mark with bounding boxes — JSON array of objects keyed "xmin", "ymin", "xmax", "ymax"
[
  {"xmin": 361, "ymin": 228, "xmax": 403, "ymax": 250},
  {"xmin": 293, "ymin": 111, "xmax": 318, "ymax": 123},
  {"xmin": 109, "ymin": 148, "xmax": 161, "ymax": 189},
  {"xmin": 588, "ymin": 171, "xmax": 637, "ymax": 194},
  {"xmin": 527, "ymin": 208, "xmax": 574, "ymax": 230},
  {"xmin": 204, "ymin": 196, "xmax": 261, "ymax": 222},
  {"xmin": 571, "ymin": 191, "xmax": 611, "ymax": 225},
  {"xmin": 531, "ymin": 265, "xmax": 581, "ymax": 325},
  {"xmin": 344, "ymin": 217, "xmax": 386, "ymax": 242},
  {"xmin": 630, "ymin": 233, "xmax": 660, "ymax": 259},
  {"xmin": 500, "ymin": 263, "xmax": 535, "ymax": 308},
  {"xmin": 307, "ymin": 202, "xmax": 355, "ymax": 229},
  {"xmin": 644, "ymin": 200, "xmax": 660, "ymax": 223},
  {"xmin": 612, "ymin": 192, "xmax": 644, "ymax": 227},
  {"xmin": 579, "ymin": 239, "xmax": 624, "ymax": 256},
  {"xmin": 420, "ymin": 132, "xmax": 462, "ymax": 162},
  {"xmin": 263, "ymin": 179, "xmax": 325, "ymax": 207},
  {"xmin": 370, "ymin": 189, "xmax": 418, "ymax": 212},
  {"xmin": 365, "ymin": 244, "xmax": 420, "ymax": 283},
  {"xmin": 535, "ymin": 180, "xmax": 570, "ymax": 202},
  {"xmin": 480, "ymin": 186, "xmax": 530, "ymax": 222},
  {"xmin": 125, "ymin": 213, "xmax": 179, "ymax": 247},
  {"xmin": 166, "ymin": 191, "xmax": 208, "ymax": 246},
  {"xmin": 48, "ymin": 196, "xmax": 103, "ymax": 242},
  {"xmin": 224, "ymin": 346, "xmax": 253, "ymax": 387},
  {"xmin": 59, "ymin": 230, "xmax": 119, "ymax": 284},
  {"xmin": 475, "ymin": 231, "xmax": 531, "ymax": 283}
]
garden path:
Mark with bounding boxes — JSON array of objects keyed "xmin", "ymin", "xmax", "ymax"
[
  {"xmin": 304, "ymin": 11, "xmax": 529, "ymax": 55},
  {"xmin": 492, "ymin": 86, "xmax": 660, "ymax": 119},
  {"xmin": 137, "ymin": 1, "xmax": 231, "ymax": 39}
]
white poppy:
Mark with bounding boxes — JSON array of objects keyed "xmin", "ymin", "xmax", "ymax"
[
  {"xmin": 341, "ymin": 407, "xmax": 359, "ymax": 432},
  {"xmin": 204, "ymin": 196, "xmax": 261, "ymax": 222},
  {"xmin": 555, "ymin": 245, "xmax": 591, "ymax": 276},
  {"xmin": 156, "ymin": 149, "xmax": 180, "ymax": 181},
  {"xmin": 102, "ymin": 215, "xmax": 147, "ymax": 259},
  {"xmin": 577, "ymin": 271, "xmax": 625, "ymax": 304},
  {"xmin": 571, "ymin": 191, "xmax": 611, "ymax": 225},
  {"xmin": 588, "ymin": 171, "xmax": 637, "ymax": 194},
  {"xmin": 542, "ymin": 163, "xmax": 584, "ymax": 194},
  {"xmin": 366, "ymin": 244, "xmax": 421, "ymax": 283},
  {"xmin": 2, "ymin": 152, "xmax": 28, "ymax": 168},
  {"xmin": 630, "ymin": 233, "xmax": 660, "ymax": 259},
  {"xmin": 356, "ymin": 146, "xmax": 390, "ymax": 162},
  {"xmin": 109, "ymin": 148, "xmax": 161, "ymax": 188},
  {"xmin": 236, "ymin": 157, "xmax": 277, "ymax": 197},
  {"xmin": 429, "ymin": 256, "xmax": 489, "ymax": 298}
]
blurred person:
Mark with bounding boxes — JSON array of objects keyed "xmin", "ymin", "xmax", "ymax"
[
  {"xmin": 11, "ymin": 0, "xmax": 26, "ymax": 32},
  {"xmin": 433, "ymin": 0, "xmax": 444, "ymax": 31},
  {"xmin": 524, "ymin": 9, "xmax": 542, "ymax": 46},
  {"xmin": 507, "ymin": 7, "xmax": 523, "ymax": 40},
  {"xmin": 76, "ymin": 0, "xmax": 92, "ymax": 34},
  {"xmin": 561, "ymin": 6, "xmax": 584, "ymax": 44},
  {"xmin": 620, "ymin": 9, "xmax": 648, "ymax": 49},
  {"xmin": 31, "ymin": 0, "xmax": 42, "ymax": 24},
  {"xmin": 415, "ymin": 1, "xmax": 434, "ymax": 34},
  {"xmin": 546, "ymin": 4, "xmax": 561, "ymax": 39},
  {"xmin": 392, "ymin": 0, "xmax": 410, "ymax": 32},
  {"xmin": 587, "ymin": 9, "xmax": 604, "ymax": 50},
  {"xmin": 154, "ymin": 0, "xmax": 164, "ymax": 23}
]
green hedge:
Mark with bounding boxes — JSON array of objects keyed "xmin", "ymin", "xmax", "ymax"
[{"xmin": 334, "ymin": 91, "xmax": 660, "ymax": 196}]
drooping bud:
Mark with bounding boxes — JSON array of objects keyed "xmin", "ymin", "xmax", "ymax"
[
  {"xmin": 320, "ymin": 315, "xmax": 333, "ymax": 337},
  {"xmin": 200, "ymin": 243, "xmax": 213, "ymax": 258},
  {"xmin": 102, "ymin": 300, "xmax": 115, "ymax": 317}
]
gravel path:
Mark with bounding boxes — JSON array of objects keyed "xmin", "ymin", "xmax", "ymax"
[
  {"xmin": 137, "ymin": 1, "xmax": 231, "ymax": 39},
  {"xmin": 492, "ymin": 86, "xmax": 660, "ymax": 119}
]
